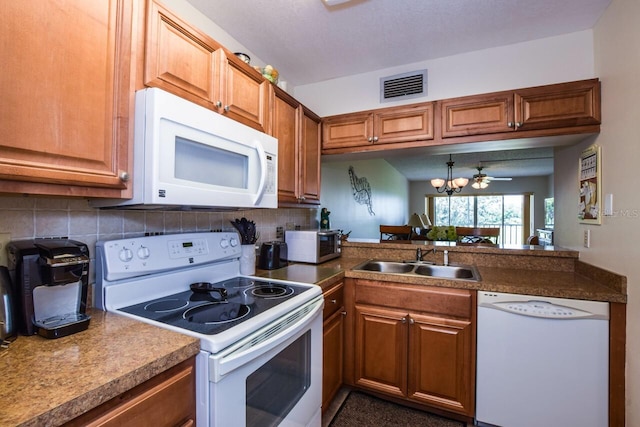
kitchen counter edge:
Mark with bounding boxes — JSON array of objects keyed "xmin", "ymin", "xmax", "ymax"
[{"xmin": 0, "ymin": 309, "xmax": 200, "ymax": 427}]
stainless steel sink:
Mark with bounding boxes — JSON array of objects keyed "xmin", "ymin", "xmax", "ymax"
[
  {"xmin": 414, "ymin": 264, "xmax": 477, "ymax": 280},
  {"xmin": 353, "ymin": 260, "xmax": 480, "ymax": 281},
  {"xmin": 357, "ymin": 260, "xmax": 415, "ymax": 274}
]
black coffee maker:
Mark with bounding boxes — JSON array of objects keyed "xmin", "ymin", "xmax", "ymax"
[{"xmin": 7, "ymin": 239, "xmax": 91, "ymax": 339}]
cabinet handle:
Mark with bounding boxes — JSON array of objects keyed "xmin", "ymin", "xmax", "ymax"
[
  {"xmin": 367, "ymin": 137, "xmax": 373, "ymax": 142},
  {"xmin": 224, "ymin": 105, "xmax": 230, "ymax": 112},
  {"xmin": 330, "ymin": 299, "xmax": 337, "ymax": 304},
  {"xmin": 216, "ymin": 101, "xmax": 222, "ymax": 108},
  {"xmin": 372, "ymin": 136, "xmax": 379, "ymax": 142},
  {"xmin": 401, "ymin": 317, "xmax": 407, "ymax": 324},
  {"xmin": 409, "ymin": 318, "xmax": 415, "ymax": 325},
  {"xmin": 507, "ymin": 121, "xmax": 514, "ymax": 128},
  {"xmin": 297, "ymin": 196, "xmax": 306, "ymax": 202},
  {"xmin": 119, "ymin": 171, "xmax": 130, "ymax": 182},
  {"xmin": 341, "ymin": 311, "xmax": 347, "ymax": 316},
  {"xmin": 515, "ymin": 121, "xmax": 523, "ymax": 128}
]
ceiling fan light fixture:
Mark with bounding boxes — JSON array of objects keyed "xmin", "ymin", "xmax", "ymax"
[{"xmin": 472, "ymin": 181, "xmax": 489, "ymax": 190}]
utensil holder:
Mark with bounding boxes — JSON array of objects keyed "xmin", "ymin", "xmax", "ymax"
[{"xmin": 240, "ymin": 245, "xmax": 256, "ymax": 275}]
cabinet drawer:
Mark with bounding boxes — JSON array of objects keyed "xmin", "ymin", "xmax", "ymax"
[
  {"xmin": 65, "ymin": 357, "xmax": 196, "ymax": 427},
  {"xmin": 355, "ymin": 279, "xmax": 472, "ymax": 319},
  {"xmin": 323, "ymin": 281, "xmax": 344, "ymax": 320}
]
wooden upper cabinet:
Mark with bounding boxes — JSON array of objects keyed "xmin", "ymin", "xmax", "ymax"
[
  {"xmin": 217, "ymin": 53, "xmax": 270, "ymax": 133},
  {"xmin": 272, "ymin": 88, "xmax": 299, "ymax": 204},
  {"xmin": 322, "ymin": 112, "xmax": 374, "ymax": 150},
  {"xmin": 0, "ymin": 0, "xmax": 137, "ymax": 197},
  {"xmin": 440, "ymin": 92, "xmax": 515, "ymax": 138},
  {"xmin": 514, "ymin": 79, "xmax": 601, "ymax": 131},
  {"xmin": 373, "ymin": 103, "xmax": 434, "ymax": 144},
  {"xmin": 144, "ymin": 0, "xmax": 221, "ymax": 107},
  {"xmin": 441, "ymin": 79, "xmax": 601, "ymax": 138},
  {"xmin": 322, "ymin": 103, "xmax": 434, "ymax": 153},
  {"xmin": 298, "ymin": 106, "xmax": 322, "ymax": 205},
  {"xmin": 271, "ymin": 87, "xmax": 321, "ymax": 206},
  {"xmin": 145, "ymin": 0, "xmax": 269, "ymax": 132}
]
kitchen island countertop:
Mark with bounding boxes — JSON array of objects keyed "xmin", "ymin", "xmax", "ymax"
[{"xmin": 0, "ymin": 309, "xmax": 200, "ymax": 427}]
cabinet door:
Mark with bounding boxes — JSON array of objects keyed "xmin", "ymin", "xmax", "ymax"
[
  {"xmin": 514, "ymin": 79, "xmax": 601, "ymax": 131},
  {"xmin": 322, "ymin": 112, "xmax": 374, "ymax": 150},
  {"xmin": 373, "ymin": 103, "xmax": 434, "ymax": 144},
  {"xmin": 218, "ymin": 52, "xmax": 271, "ymax": 132},
  {"xmin": 145, "ymin": 0, "xmax": 220, "ymax": 108},
  {"xmin": 440, "ymin": 92, "xmax": 515, "ymax": 137},
  {"xmin": 407, "ymin": 313, "xmax": 475, "ymax": 416},
  {"xmin": 322, "ymin": 308, "xmax": 345, "ymax": 411},
  {"xmin": 298, "ymin": 106, "xmax": 322, "ymax": 205},
  {"xmin": 0, "ymin": 0, "xmax": 135, "ymax": 196},
  {"xmin": 354, "ymin": 304, "xmax": 407, "ymax": 398},
  {"xmin": 272, "ymin": 88, "xmax": 299, "ymax": 204}
]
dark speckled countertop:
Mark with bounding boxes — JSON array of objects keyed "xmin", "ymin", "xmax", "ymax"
[{"xmin": 0, "ymin": 310, "xmax": 200, "ymax": 427}]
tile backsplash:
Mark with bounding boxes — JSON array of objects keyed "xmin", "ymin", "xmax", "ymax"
[{"xmin": 0, "ymin": 195, "xmax": 318, "ymax": 284}]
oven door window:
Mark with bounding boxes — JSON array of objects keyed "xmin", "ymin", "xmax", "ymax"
[{"xmin": 246, "ymin": 331, "xmax": 311, "ymax": 427}]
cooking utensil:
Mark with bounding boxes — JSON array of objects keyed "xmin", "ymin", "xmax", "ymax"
[{"xmin": 231, "ymin": 217, "xmax": 258, "ymax": 244}]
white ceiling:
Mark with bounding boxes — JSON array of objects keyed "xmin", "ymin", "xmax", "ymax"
[{"xmin": 185, "ymin": 0, "xmax": 610, "ymax": 181}]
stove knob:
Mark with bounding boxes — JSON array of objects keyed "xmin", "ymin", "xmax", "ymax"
[
  {"xmin": 137, "ymin": 245, "xmax": 150, "ymax": 259},
  {"xmin": 119, "ymin": 247, "xmax": 134, "ymax": 262},
  {"xmin": 229, "ymin": 236, "xmax": 239, "ymax": 247},
  {"xmin": 220, "ymin": 239, "xmax": 229, "ymax": 249}
]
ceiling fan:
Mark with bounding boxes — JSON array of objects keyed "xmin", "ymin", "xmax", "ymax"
[{"xmin": 472, "ymin": 165, "xmax": 512, "ymax": 189}]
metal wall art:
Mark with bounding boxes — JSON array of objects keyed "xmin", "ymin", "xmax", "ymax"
[{"xmin": 348, "ymin": 166, "xmax": 375, "ymax": 215}]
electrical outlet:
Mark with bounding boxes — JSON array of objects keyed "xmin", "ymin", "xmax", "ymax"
[
  {"xmin": 0, "ymin": 232, "xmax": 11, "ymax": 267},
  {"xmin": 583, "ymin": 229, "xmax": 591, "ymax": 248}
]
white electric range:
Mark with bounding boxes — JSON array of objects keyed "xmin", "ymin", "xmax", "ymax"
[{"xmin": 95, "ymin": 232, "xmax": 323, "ymax": 427}]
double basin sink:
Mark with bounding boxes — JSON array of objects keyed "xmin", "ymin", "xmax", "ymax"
[{"xmin": 353, "ymin": 260, "xmax": 480, "ymax": 281}]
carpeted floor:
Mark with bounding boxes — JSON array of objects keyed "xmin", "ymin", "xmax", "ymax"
[{"xmin": 328, "ymin": 391, "xmax": 465, "ymax": 427}]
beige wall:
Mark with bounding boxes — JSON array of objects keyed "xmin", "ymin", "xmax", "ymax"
[
  {"xmin": 0, "ymin": 195, "xmax": 317, "ymax": 290},
  {"xmin": 555, "ymin": 0, "xmax": 639, "ymax": 423}
]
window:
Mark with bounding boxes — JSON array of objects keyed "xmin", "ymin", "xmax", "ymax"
[{"xmin": 430, "ymin": 195, "xmax": 528, "ymax": 245}]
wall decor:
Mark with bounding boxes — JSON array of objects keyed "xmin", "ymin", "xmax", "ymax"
[
  {"xmin": 578, "ymin": 145, "xmax": 601, "ymax": 224},
  {"xmin": 348, "ymin": 166, "xmax": 375, "ymax": 215}
]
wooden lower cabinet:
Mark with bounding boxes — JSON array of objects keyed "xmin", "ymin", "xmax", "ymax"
[
  {"xmin": 64, "ymin": 357, "xmax": 196, "ymax": 427},
  {"xmin": 351, "ymin": 279, "xmax": 475, "ymax": 418},
  {"xmin": 322, "ymin": 281, "xmax": 345, "ymax": 411}
]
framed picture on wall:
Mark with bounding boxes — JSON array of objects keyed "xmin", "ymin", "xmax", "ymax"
[{"xmin": 578, "ymin": 145, "xmax": 601, "ymax": 225}]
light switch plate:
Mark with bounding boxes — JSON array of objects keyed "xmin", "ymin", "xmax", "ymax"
[
  {"xmin": 604, "ymin": 193, "xmax": 613, "ymax": 216},
  {"xmin": 583, "ymin": 229, "xmax": 591, "ymax": 248},
  {"xmin": 0, "ymin": 232, "xmax": 11, "ymax": 267}
]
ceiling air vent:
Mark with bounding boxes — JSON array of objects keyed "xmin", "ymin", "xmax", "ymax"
[{"xmin": 380, "ymin": 69, "xmax": 427, "ymax": 103}]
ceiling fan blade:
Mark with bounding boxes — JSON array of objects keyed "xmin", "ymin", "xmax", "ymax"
[{"xmin": 486, "ymin": 177, "xmax": 512, "ymax": 181}]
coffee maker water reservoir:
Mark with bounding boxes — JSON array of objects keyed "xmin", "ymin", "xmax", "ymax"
[{"xmin": 8, "ymin": 239, "xmax": 91, "ymax": 339}]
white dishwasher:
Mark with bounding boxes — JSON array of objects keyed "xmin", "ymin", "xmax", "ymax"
[{"xmin": 475, "ymin": 291, "xmax": 609, "ymax": 427}]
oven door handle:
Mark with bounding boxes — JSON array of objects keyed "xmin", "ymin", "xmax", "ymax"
[{"xmin": 211, "ymin": 296, "xmax": 324, "ymax": 381}]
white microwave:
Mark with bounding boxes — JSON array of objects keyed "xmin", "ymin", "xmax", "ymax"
[{"xmin": 91, "ymin": 88, "xmax": 278, "ymax": 210}]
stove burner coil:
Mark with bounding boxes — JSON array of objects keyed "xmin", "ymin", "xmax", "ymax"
[
  {"xmin": 251, "ymin": 284, "xmax": 293, "ymax": 299},
  {"xmin": 144, "ymin": 298, "xmax": 189, "ymax": 313},
  {"xmin": 183, "ymin": 302, "xmax": 250, "ymax": 324}
]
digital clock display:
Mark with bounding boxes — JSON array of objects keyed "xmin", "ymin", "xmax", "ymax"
[{"xmin": 182, "ymin": 242, "xmax": 193, "ymax": 248}]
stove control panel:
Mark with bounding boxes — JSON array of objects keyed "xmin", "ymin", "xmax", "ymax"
[{"xmin": 96, "ymin": 232, "xmax": 242, "ymax": 281}]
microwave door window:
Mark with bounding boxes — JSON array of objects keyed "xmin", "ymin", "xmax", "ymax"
[{"xmin": 174, "ymin": 136, "xmax": 249, "ymax": 189}]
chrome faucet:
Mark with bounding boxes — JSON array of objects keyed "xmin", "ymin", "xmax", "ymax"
[
  {"xmin": 416, "ymin": 247, "xmax": 436, "ymax": 261},
  {"xmin": 443, "ymin": 250, "xmax": 449, "ymax": 266}
]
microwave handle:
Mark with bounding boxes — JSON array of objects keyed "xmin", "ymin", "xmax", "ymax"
[{"xmin": 253, "ymin": 141, "xmax": 267, "ymax": 205}]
